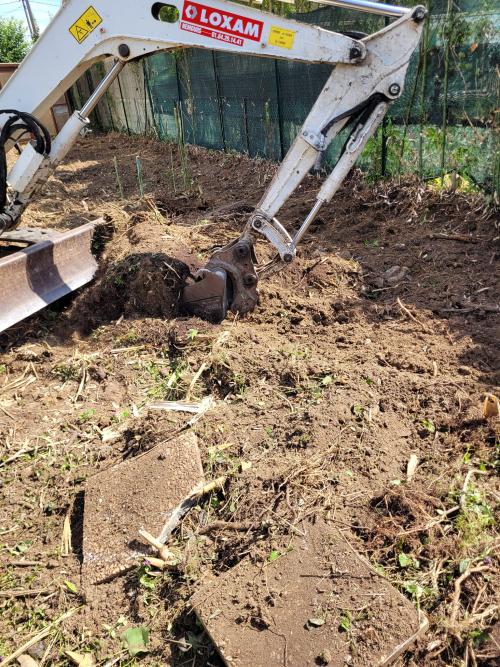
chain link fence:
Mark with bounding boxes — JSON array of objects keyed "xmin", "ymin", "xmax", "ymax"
[{"xmin": 70, "ymin": 1, "xmax": 499, "ymax": 195}]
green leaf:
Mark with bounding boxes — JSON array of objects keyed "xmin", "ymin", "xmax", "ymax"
[
  {"xmin": 64, "ymin": 580, "xmax": 78, "ymax": 594},
  {"xmin": 268, "ymin": 550, "xmax": 281, "ymax": 563},
  {"xmin": 459, "ymin": 558, "xmax": 470, "ymax": 574},
  {"xmin": 420, "ymin": 418, "xmax": 435, "ymax": 434},
  {"xmin": 139, "ymin": 569, "xmax": 156, "ymax": 590},
  {"xmin": 339, "ymin": 613, "xmax": 351, "ymax": 632},
  {"xmin": 121, "ymin": 626, "xmax": 150, "ymax": 656},
  {"xmin": 403, "ymin": 581, "xmax": 425, "ymax": 601},
  {"xmin": 9, "ymin": 542, "xmax": 29, "ymax": 555},
  {"xmin": 352, "ymin": 404, "xmax": 364, "ymax": 419},
  {"xmin": 398, "ymin": 553, "xmax": 412, "ymax": 568},
  {"xmin": 321, "ymin": 375, "xmax": 333, "ymax": 387}
]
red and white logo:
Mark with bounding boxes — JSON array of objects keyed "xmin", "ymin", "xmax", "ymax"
[{"xmin": 180, "ymin": 2, "xmax": 264, "ymax": 47}]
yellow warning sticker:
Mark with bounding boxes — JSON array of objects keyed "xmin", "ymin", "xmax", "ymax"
[
  {"xmin": 69, "ymin": 6, "xmax": 102, "ymax": 43},
  {"xmin": 268, "ymin": 25, "xmax": 296, "ymax": 50}
]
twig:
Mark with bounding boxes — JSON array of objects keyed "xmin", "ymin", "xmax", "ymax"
[
  {"xmin": 0, "ymin": 404, "xmax": 15, "ymax": 420},
  {"xmin": 427, "ymin": 233, "xmax": 480, "ymax": 243},
  {"xmin": 61, "ymin": 514, "xmax": 72, "ymax": 556},
  {"xmin": 7, "ymin": 560, "xmax": 44, "ymax": 567},
  {"xmin": 198, "ymin": 520, "xmax": 257, "ymax": 535},
  {"xmin": 1, "ymin": 609, "xmax": 76, "ymax": 666},
  {"xmin": 138, "ymin": 529, "xmax": 178, "ymax": 564},
  {"xmin": 449, "ymin": 565, "xmax": 491, "ymax": 628},
  {"xmin": 73, "ymin": 365, "xmax": 87, "ymax": 403},
  {"xmin": 396, "ymin": 298, "xmax": 431, "ymax": 332},
  {"xmin": 186, "ymin": 362, "xmax": 207, "ymax": 401},
  {"xmin": 397, "ymin": 504, "xmax": 460, "ymax": 536},
  {"xmin": 0, "ymin": 446, "xmax": 39, "ymax": 467},
  {"xmin": 113, "ymin": 156, "xmax": 124, "ymax": 199},
  {"xmin": 135, "ymin": 155, "xmax": 145, "ymax": 197},
  {"xmin": 439, "ymin": 303, "xmax": 500, "ymax": 314},
  {"xmin": 0, "ymin": 588, "xmax": 49, "ymax": 598}
]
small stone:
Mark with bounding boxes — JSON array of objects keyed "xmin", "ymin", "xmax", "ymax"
[
  {"xmin": 27, "ymin": 641, "xmax": 46, "ymax": 660},
  {"xmin": 383, "ymin": 265, "xmax": 408, "ymax": 285},
  {"xmin": 308, "ymin": 617, "xmax": 325, "ymax": 627},
  {"xmin": 318, "ymin": 648, "xmax": 332, "ymax": 664}
]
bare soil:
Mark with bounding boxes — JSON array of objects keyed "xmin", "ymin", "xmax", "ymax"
[
  {"xmin": 193, "ymin": 519, "xmax": 426, "ymax": 667},
  {"xmin": 0, "ymin": 133, "xmax": 498, "ymax": 667},
  {"xmin": 82, "ymin": 431, "xmax": 203, "ymax": 587}
]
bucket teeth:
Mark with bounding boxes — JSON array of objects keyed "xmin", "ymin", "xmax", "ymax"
[{"xmin": 0, "ymin": 221, "xmax": 98, "ymax": 333}]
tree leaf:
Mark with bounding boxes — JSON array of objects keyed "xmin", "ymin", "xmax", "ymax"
[
  {"xmin": 339, "ymin": 613, "xmax": 351, "ymax": 632},
  {"xmin": 420, "ymin": 418, "xmax": 435, "ymax": 434},
  {"xmin": 459, "ymin": 558, "xmax": 470, "ymax": 574},
  {"xmin": 121, "ymin": 626, "xmax": 150, "ymax": 656},
  {"xmin": 64, "ymin": 580, "xmax": 78, "ymax": 594},
  {"xmin": 268, "ymin": 550, "xmax": 281, "ymax": 563},
  {"xmin": 398, "ymin": 553, "xmax": 412, "ymax": 568}
]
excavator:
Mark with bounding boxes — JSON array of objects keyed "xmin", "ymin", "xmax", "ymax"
[{"xmin": 0, "ymin": 0, "xmax": 426, "ymax": 331}]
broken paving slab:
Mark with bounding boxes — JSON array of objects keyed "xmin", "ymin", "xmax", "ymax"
[
  {"xmin": 192, "ymin": 520, "xmax": 427, "ymax": 667},
  {"xmin": 82, "ymin": 431, "xmax": 204, "ymax": 586}
]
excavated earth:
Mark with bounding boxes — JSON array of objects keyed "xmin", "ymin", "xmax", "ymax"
[{"xmin": 0, "ymin": 133, "xmax": 498, "ymax": 666}]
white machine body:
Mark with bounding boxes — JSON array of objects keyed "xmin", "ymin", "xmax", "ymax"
[{"xmin": 0, "ymin": 0, "xmax": 426, "ymax": 267}]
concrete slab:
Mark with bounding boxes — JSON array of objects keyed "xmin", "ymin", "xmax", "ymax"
[
  {"xmin": 192, "ymin": 520, "xmax": 427, "ymax": 667},
  {"xmin": 82, "ymin": 432, "xmax": 204, "ymax": 585}
]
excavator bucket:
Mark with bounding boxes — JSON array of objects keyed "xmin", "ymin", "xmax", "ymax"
[{"xmin": 0, "ymin": 222, "xmax": 98, "ymax": 333}]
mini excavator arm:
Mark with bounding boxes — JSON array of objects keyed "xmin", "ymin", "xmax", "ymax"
[{"xmin": 0, "ymin": 0, "xmax": 426, "ymax": 328}]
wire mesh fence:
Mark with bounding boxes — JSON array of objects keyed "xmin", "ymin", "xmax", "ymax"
[{"xmin": 71, "ymin": 1, "xmax": 499, "ymax": 195}]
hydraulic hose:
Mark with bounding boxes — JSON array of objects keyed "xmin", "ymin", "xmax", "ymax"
[{"xmin": 0, "ymin": 109, "xmax": 51, "ymax": 229}]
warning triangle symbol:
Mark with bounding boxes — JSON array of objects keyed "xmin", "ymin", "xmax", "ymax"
[{"xmin": 75, "ymin": 25, "xmax": 88, "ymax": 40}]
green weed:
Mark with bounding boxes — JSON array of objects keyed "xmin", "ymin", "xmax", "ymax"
[
  {"xmin": 52, "ymin": 362, "xmax": 80, "ymax": 382},
  {"xmin": 78, "ymin": 408, "xmax": 96, "ymax": 423}
]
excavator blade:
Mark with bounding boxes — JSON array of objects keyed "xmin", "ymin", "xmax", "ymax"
[{"xmin": 0, "ymin": 221, "xmax": 98, "ymax": 333}]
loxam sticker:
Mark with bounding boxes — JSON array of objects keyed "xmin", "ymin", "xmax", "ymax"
[
  {"xmin": 69, "ymin": 6, "xmax": 102, "ymax": 44},
  {"xmin": 268, "ymin": 25, "xmax": 296, "ymax": 50},
  {"xmin": 180, "ymin": 2, "xmax": 264, "ymax": 47}
]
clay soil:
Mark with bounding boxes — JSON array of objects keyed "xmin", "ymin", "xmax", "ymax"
[{"xmin": 0, "ymin": 133, "xmax": 498, "ymax": 666}]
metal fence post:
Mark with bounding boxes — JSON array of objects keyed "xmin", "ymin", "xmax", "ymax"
[
  {"xmin": 212, "ymin": 51, "xmax": 227, "ymax": 151},
  {"xmin": 143, "ymin": 58, "xmax": 160, "ymax": 137},
  {"xmin": 274, "ymin": 59, "xmax": 285, "ymax": 160},
  {"xmin": 116, "ymin": 73, "xmax": 131, "ymax": 136},
  {"xmin": 243, "ymin": 98, "xmax": 250, "ymax": 154},
  {"xmin": 85, "ymin": 69, "xmax": 103, "ymax": 130}
]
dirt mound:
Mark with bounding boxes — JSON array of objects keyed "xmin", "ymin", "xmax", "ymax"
[
  {"xmin": 1, "ymin": 134, "xmax": 498, "ymax": 667},
  {"xmin": 66, "ymin": 252, "xmax": 190, "ymax": 333}
]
